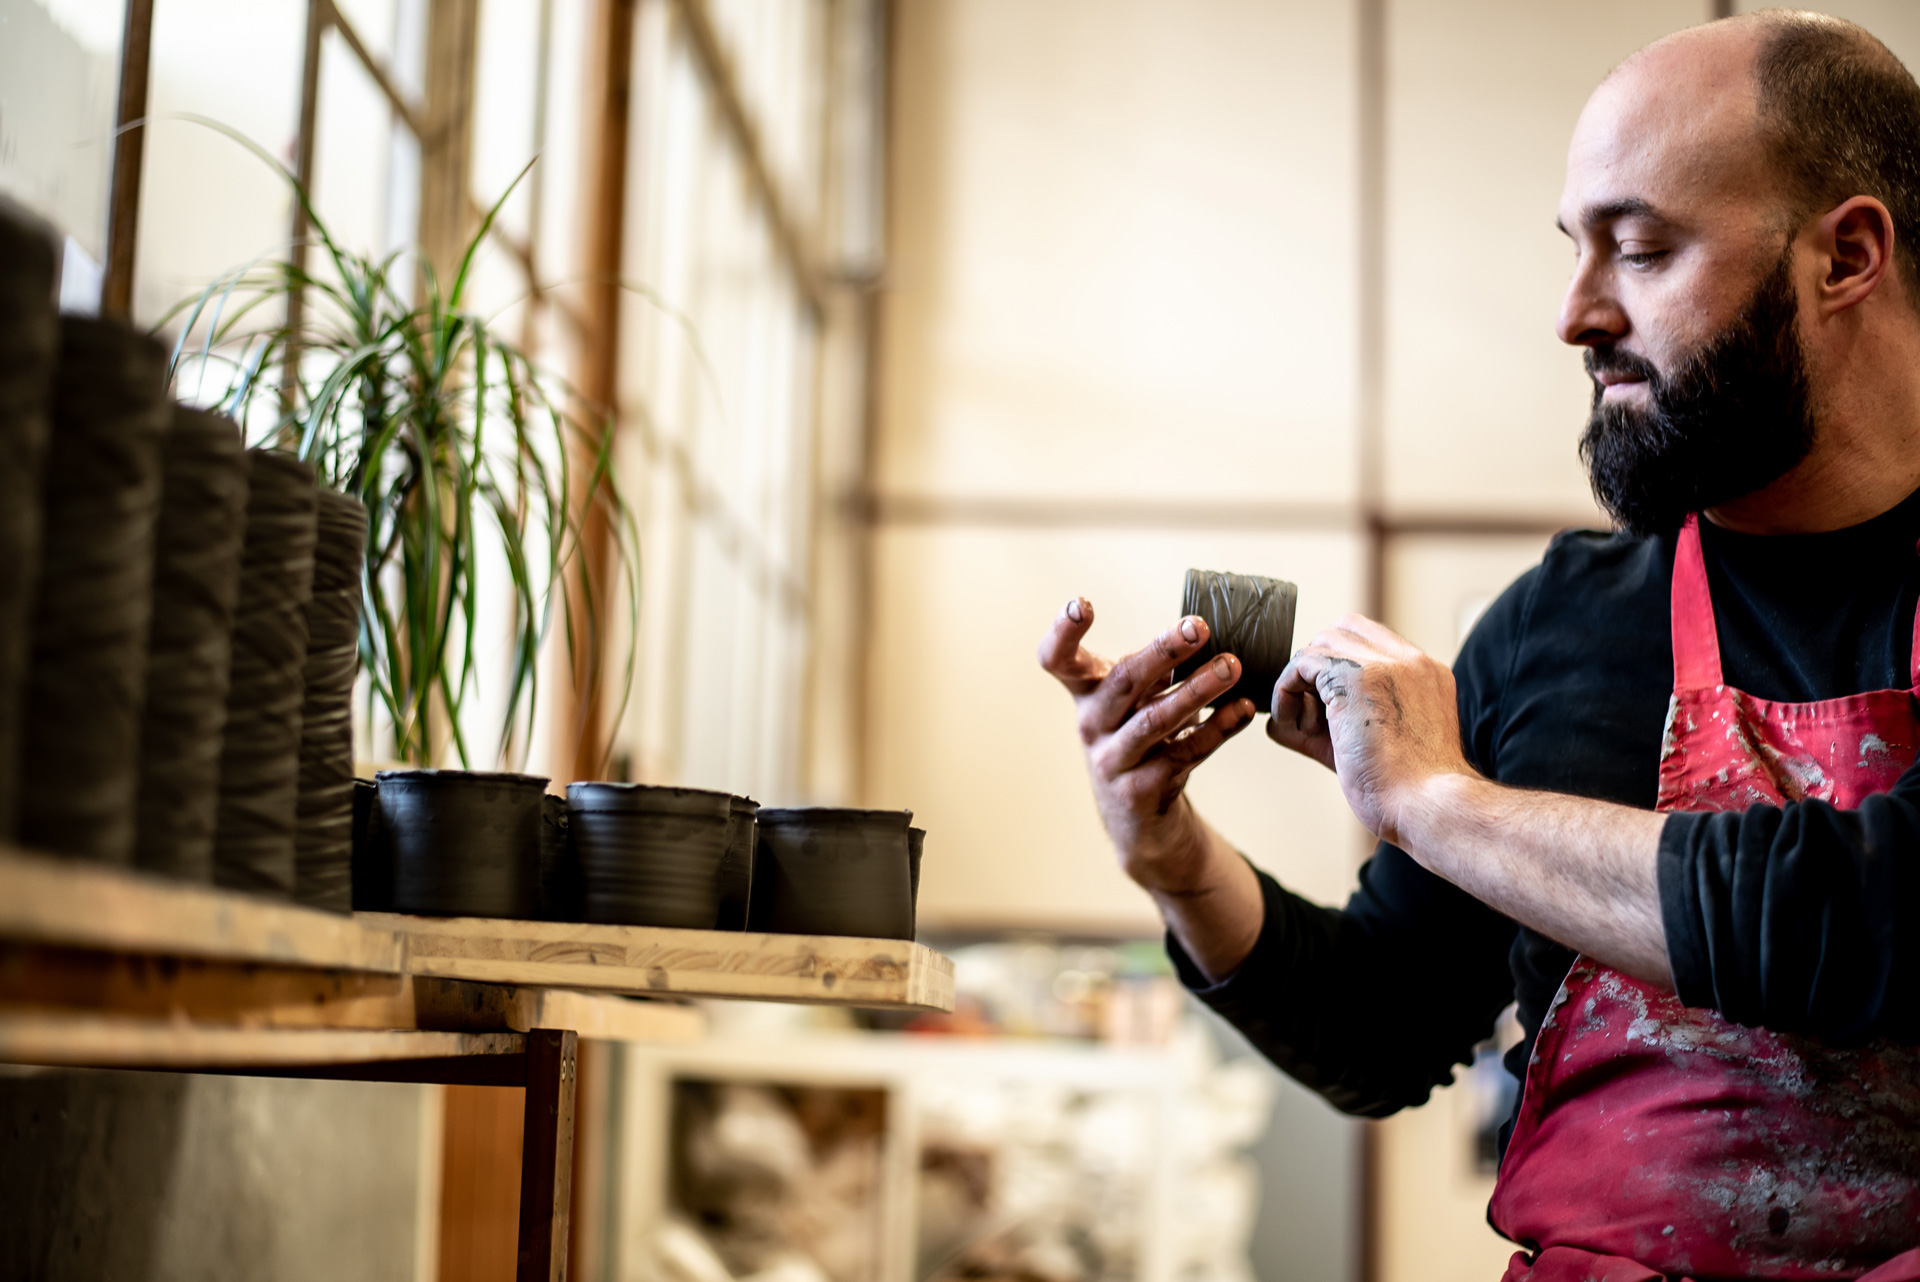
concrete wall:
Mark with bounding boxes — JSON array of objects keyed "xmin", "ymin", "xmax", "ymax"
[{"xmin": 0, "ymin": 1068, "xmax": 439, "ymax": 1282}]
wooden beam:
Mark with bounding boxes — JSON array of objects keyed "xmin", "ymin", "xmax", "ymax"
[
  {"xmin": 100, "ymin": 0, "xmax": 155, "ymax": 318},
  {"xmin": 419, "ymin": 0, "xmax": 481, "ymax": 283},
  {"xmin": 674, "ymin": 0, "xmax": 827, "ymax": 320},
  {"xmin": 0, "ymin": 848, "xmax": 404, "ymax": 972},
  {"xmin": 368, "ymin": 911, "xmax": 957, "ymax": 1011},
  {"xmin": 0, "ymin": 941, "xmax": 706, "ymax": 1042},
  {"xmin": 0, "ymin": 1012, "xmax": 523, "ymax": 1071},
  {"xmin": 516, "ymin": 1028, "xmax": 578, "ymax": 1282},
  {"xmin": 560, "ymin": 0, "xmax": 639, "ymax": 785}
]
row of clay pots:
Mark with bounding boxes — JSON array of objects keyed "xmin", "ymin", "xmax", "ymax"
[
  {"xmin": 351, "ymin": 771, "xmax": 924, "ymax": 941},
  {"xmin": 0, "ymin": 197, "xmax": 367, "ymax": 910}
]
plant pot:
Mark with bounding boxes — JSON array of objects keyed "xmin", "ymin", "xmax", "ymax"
[
  {"xmin": 378, "ymin": 769, "xmax": 547, "ymax": 919},
  {"xmin": 132, "ymin": 407, "xmax": 248, "ymax": 882},
  {"xmin": 350, "ymin": 777, "xmax": 391, "ymax": 911},
  {"xmin": 747, "ymin": 808, "xmax": 915, "ymax": 941},
  {"xmin": 211, "ymin": 450, "xmax": 317, "ymax": 897},
  {"xmin": 0, "ymin": 196, "xmax": 58, "ymax": 843},
  {"xmin": 1173, "ymin": 568, "xmax": 1298, "ymax": 712},
  {"xmin": 537, "ymin": 792, "xmax": 582, "ymax": 921},
  {"xmin": 567, "ymin": 783, "xmax": 734, "ymax": 928},
  {"xmin": 717, "ymin": 795, "xmax": 758, "ymax": 930},
  {"xmin": 908, "ymin": 826, "xmax": 925, "ymax": 936},
  {"xmin": 18, "ymin": 315, "xmax": 170, "ymax": 863},
  {"xmin": 293, "ymin": 488, "xmax": 368, "ymax": 912}
]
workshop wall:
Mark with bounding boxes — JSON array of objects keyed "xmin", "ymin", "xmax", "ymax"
[{"xmin": 0, "ymin": 1068, "xmax": 439, "ymax": 1281}]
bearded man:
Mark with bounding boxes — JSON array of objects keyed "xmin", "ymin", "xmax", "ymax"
[{"xmin": 1040, "ymin": 11, "xmax": 1920, "ymax": 1280}]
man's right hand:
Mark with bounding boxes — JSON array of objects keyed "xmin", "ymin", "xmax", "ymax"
[{"xmin": 1036, "ymin": 597, "xmax": 1258, "ymax": 894}]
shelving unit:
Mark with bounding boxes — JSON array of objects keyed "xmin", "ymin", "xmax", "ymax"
[{"xmin": 0, "ymin": 847, "xmax": 956, "ymax": 1281}]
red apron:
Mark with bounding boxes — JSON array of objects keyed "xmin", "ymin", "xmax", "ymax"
[{"xmin": 1488, "ymin": 513, "xmax": 1920, "ymax": 1281}]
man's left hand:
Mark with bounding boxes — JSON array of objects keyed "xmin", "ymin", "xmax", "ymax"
[{"xmin": 1268, "ymin": 614, "xmax": 1476, "ymax": 846}]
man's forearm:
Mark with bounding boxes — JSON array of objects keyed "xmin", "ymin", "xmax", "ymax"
[
  {"xmin": 1142, "ymin": 800, "xmax": 1266, "ymax": 984},
  {"xmin": 1396, "ymin": 773, "xmax": 1673, "ymax": 987}
]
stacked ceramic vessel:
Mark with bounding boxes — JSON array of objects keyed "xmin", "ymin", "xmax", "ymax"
[
  {"xmin": 356, "ymin": 772, "xmax": 924, "ymax": 940},
  {"xmin": 0, "ymin": 199, "xmax": 367, "ymax": 911}
]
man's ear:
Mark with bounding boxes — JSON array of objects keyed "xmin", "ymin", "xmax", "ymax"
[{"xmin": 1818, "ymin": 195, "xmax": 1896, "ymax": 314}]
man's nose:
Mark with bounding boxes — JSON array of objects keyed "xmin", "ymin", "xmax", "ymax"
[{"xmin": 1556, "ymin": 258, "xmax": 1629, "ymax": 347}]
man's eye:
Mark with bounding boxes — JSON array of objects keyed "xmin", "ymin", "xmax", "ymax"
[{"xmin": 1620, "ymin": 249, "xmax": 1669, "ymax": 269}]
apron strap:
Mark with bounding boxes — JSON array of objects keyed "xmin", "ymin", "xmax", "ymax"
[
  {"xmin": 1671, "ymin": 513, "xmax": 1724, "ymax": 690},
  {"xmin": 1911, "ymin": 538, "xmax": 1920, "ymax": 690}
]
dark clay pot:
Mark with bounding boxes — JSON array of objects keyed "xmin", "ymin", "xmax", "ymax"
[
  {"xmin": 1173, "ymin": 568, "xmax": 1299, "ymax": 712},
  {"xmin": 567, "ymin": 782, "xmax": 734, "ymax": 929},
  {"xmin": 747, "ymin": 808, "xmax": 915, "ymax": 941},
  {"xmin": 379, "ymin": 769, "xmax": 547, "ymax": 919},
  {"xmin": 537, "ymin": 793, "xmax": 582, "ymax": 921},
  {"xmin": 350, "ymin": 777, "xmax": 391, "ymax": 911},
  {"xmin": 132, "ymin": 407, "xmax": 248, "ymax": 882},
  {"xmin": 908, "ymin": 826, "xmax": 925, "ymax": 935},
  {"xmin": 18, "ymin": 315, "xmax": 170, "ymax": 864},
  {"xmin": 0, "ymin": 197, "xmax": 58, "ymax": 843},
  {"xmin": 211, "ymin": 450, "xmax": 317, "ymax": 897},
  {"xmin": 717, "ymin": 795, "xmax": 758, "ymax": 930},
  {"xmin": 293, "ymin": 488, "xmax": 368, "ymax": 912}
]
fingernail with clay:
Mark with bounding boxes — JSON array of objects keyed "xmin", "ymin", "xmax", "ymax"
[
  {"xmin": 1066, "ymin": 598, "xmax": 1083, "ymax": 623},
  {"xmin": 1181, "ymin": 617, "xmax": 1200, "ymax": 643},
  {"xmin": 1211, "ymin": 655, "xmax": 1235, "ymax": 681}
]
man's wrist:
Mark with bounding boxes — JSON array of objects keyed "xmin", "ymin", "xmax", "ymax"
[
  {"xmin": 1390, "ymin": 768, "xmax": 1494, "ymax": 864},
  {"xmin": 1123, "ymin": 800, "xmax": 1227, "ymax": 896}
]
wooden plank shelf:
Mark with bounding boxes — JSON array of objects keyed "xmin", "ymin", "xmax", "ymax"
[
  {"xmin": 0, "ymin": 1013, "xmax": 525, "ymax": 1074},
  {"xmin": 367, "ymin": 912, "xmax": 957, "ymax": 1012},
  {"xmin": 0, "ymin": 847, "xmax": 404, "ymax": 972}
]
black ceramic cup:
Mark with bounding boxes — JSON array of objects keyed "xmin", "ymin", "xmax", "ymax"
[
  {"xmin": 350, "ymin": 777, "xmax": 391, "ymax": 911},
  {"xmin": 133, "ymin": 406, "xmax": 249, "ymax": 882},
  {"xmin": 1173, "ymin": 568, "xmax": 1299, "ymax": 712},
  {"xmin": 378, "ymin": 769, "xmax": 547, "ymax": 919},
  {"xmin": 908, "ymin": 826, "xmax": 925, "ymax": 935},
  {"xmin": 537, "ymin": 792, "xmax": 582, "ymax": 921},
  {"xmin": 567, "ymin": 782, "xmax": 734, "ymax": 929},
  {"xmin": 19, "ymin": 316, "xmax": 171, "ymax": 864},
  {"xmin": 717, "ymin": 795, "xmax": 758, "ymax": 930},
  {"xmin": 0, "ymin": 197, "xmax": 58, "ymax": 843},
  {"xmin": 748, "ymin": 807, "xmax": 915, "ymax": 941},
  {"xmin": 211, "ymin": 450, "xmax": 317, "ymax": 897},
  {"xmin": 293, "ymin": 488, "xmax": 368, "ymax": 912}
]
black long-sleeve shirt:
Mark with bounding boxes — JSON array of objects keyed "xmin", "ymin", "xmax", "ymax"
[{"xmin": 1172, "ymin": 486, "xmax": 1920, "ymax": 1141}]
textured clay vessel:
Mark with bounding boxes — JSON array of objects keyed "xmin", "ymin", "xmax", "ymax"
[
  {"xmin": 567, "ymin": 782, "xmax": 733, "ymax": 929},
  {"xmin": 1173, "ymin": 568, "xmax": 1299, "ymax": 712},
  {"xmin": 908, "ymin": 826, "xmax": 926, "ymax": 936},
  {"xmin": 537, "ymin": 792, "xmax": 582, "ymax": 921},
  {"xmin": 350, "ymin": 777, "xmax": 390, "ymax": 911},
  {"xmin": 717, "ymin": 795, "xmax": 758, "ymax": 930},
  {"xmin": 132, "ymin": 406, "xmax": 248, "ymax": 882},
  {"xmin": 210, "ymin": 450, "xmax": 317, "ymax": 896},
  {"xmin": 748, "ymin": 807, "xmax": 915, "ymax": 941},
  {"xmin": 378, "ymin": 769, "xmax": 547, "ymax": 919},
  {"xmin": 0, "ymin": 196, "xmax": 58, "ymax": 843},
  {"xmin": 19, "ymin": 316, "xmax": 170, "ymax": 863},
  {"xmin": 293, "ymin": 488, "xmax": 368, "ymax": 911}
]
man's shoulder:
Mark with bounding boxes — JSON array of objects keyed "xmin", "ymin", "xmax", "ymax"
[
  {"xmin": 1459, "ymin": 524, "xmax": 1671, "ymax": 679},
  {"xmin": 1538, "ymin": 523, "xmax": 1671, "ymax": 585}
]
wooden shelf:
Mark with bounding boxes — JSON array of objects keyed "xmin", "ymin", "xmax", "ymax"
[
  {"xmin": 0, "ymin": 847, "xmax": 404, "ymax": 972},
  {"xmin": 368, "ymin": 912, "xmax": 956, "ymax": 1012},
  {"xmin": 0, "ymin": 1012, "xmax": 525, "ymax": 1074}
]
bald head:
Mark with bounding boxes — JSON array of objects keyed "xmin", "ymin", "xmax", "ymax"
[{"xmin": 1589, "ymin": 11, "xmax": 1920, "ymax": 302}]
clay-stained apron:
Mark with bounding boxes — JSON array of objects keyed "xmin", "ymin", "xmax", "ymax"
[{"xmin": 1490, "ymin": 513, "xmax": 1920, "ymax": 1282}]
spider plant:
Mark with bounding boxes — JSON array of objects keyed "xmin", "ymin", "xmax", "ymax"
[{"xmin": 159, "ymin": 126, "xmax": 637, "ymax": 771}]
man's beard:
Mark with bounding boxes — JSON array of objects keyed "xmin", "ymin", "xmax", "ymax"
[{"xmin": 1578, "ymin": 251, "xmax": 1816, "ymax": 538}]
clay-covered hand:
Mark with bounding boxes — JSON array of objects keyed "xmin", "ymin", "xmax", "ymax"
[
  {"xmin": 1037, "ymin": 598, "xmax": 1257, "ymax": 893},
  {"xmin": 1267, "ymin": 613, "xmax": 1475, "ymax": 846}
]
